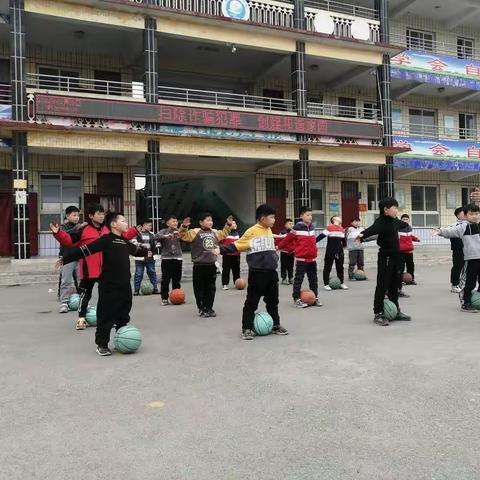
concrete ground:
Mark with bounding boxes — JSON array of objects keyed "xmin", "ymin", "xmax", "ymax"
[{"xmin": 1, "ymin": 264, "xmax": 480, "ymax": 480}]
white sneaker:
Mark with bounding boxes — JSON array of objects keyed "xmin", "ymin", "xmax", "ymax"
[
  {"xmin": 451, "ymin": 285, "xmax": 461, "ymax": 294},
  {"xmin": 58, "ymin": 303, "xmax": 69, "ymax": 314},
  {"xmin": 222, "ymin": 285, "xmax": 228, "ymax": 291},
  {"xmin": 324, "ymin": 285, "xmax": 332, "ymax": 291},
  {"xmin": 340, "ymin": 284, "xmax": 349, "ymax": 290}
]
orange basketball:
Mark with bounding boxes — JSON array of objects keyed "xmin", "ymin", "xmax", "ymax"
[
  {"xmin": 235, "ymin": 278, "xmax": 246, "ymax": 290},
  {"xmin": 300, "ymin": 289, "xmax": 316, "ymax": 305},
  {"xmin": 401, "ymin": 272, "xmax": 413, "ymax": 284},
  {"xmin": 169, "ymin": 289, "xmax": 185, "ymax": 305}
]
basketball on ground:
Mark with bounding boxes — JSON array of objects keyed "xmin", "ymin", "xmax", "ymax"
[
  {"xmin": 85, "ymin": 305, "xmax": 97, "ymax": 326},
  {"xmin": 329, "ymin": 277, "xmax": 342, "ymax": 289},
  {"xmin": 471, "ymin": 291, "xmax": 480, "ymax": 309},
  {"xmin": 253, "ymin": 312, "xmax": 273, "ymax": 336},
  {"xmin": 68, "ymin": 293, "xmax": 80, "ymax": 311},
  {"xmin": 383, "ymin": 299, "xmax": 398, "ymax": 321},
  {"xmin": 401, "ymin": 272, "xmax": 413, "ymax": 284},
  {"xmin": 300, "ymin": 289, "xmax": 316, "ymax": 305},
  {"xmin": 114, "ymin": 325, "xmax": 142, "ymax": 353},
  {"xmin": 169, "ymin": 289, "xmax": 186, "ymax": 305},
  {"xmin": 354, "ymin": 270, "xmax": 367, "ymax": 281},
  {"xmin": 140, "ymin": 281, "xmax": 154, "ymax": 295},
  {"xmin": 235, "ymin": 278, "xmax": 246, "ymax": 290}
]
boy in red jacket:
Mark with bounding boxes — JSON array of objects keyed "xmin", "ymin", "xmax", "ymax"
[
  {"xmin": 276, "ymin": 206, "xmax": 322, "ymax": 308},
  {"xmin": 50, "ymin": 203, "xmax": 139, "ymax": 330},
  {"xmin": 398, "ymin": 213, "xmax": 420, "ymax": 296}
]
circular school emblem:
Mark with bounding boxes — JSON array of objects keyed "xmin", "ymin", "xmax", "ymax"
[
  {"xmin": 203, "ymin": 236, "xmax": 216, "ymax": 250},
  {"xmin": 221, "ymin": 0, "xmax": 250, "ymax": 21}
]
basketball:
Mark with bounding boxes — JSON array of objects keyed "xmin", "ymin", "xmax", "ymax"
[
  {"xmin": 235, "ymin": 278, "xmax": 246, "ymax": 290},
  {"xmin": 68, "ymin": 293, "xmax": 80, "ymax": 311},
  {"xmin": 85, "ymin": 305, "xmax": 97, "ymax": 326},
  {"xmin": 329, "ymin": 277, "xmax": 342, "ymax": 289},
  {"xmin": 140, "ymin": 281, "xmax": 154, "ymax": 295},
  {"xmin": 169, "ymin": 288, "xmax": 185, "ymax": 305},
  {"xmin": 471, "ymin": 291, "xmax": 480, "ymax": 309},
  {"xmin": 354, "ymin": 270, "xmax": 367, "ymax": 281},
  {"xmin": 253, "ymin": 312, "xmax": 273, "ymax": 336},
  {"xmin": 383, "ymin": 299, "xmax": 398, "ymax": 321},
  {"xmin": 401, "ymin": 272, "xmax": 413, "ymax": 284},
  {"xmin": 300, "ymin": 289, "xmax": 316, "ymax": 305},
  {"xmin": 114, "ymin": 325, "xmax": 142, "ymax": 353}
]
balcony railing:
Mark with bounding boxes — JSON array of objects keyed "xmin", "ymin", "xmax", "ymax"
[
  {"xmin": 393, "ymin": 122, "xmax": 480, "ymax": 141},
  {"xmin": 0, "ymin": 83, "xmax": 11, "ymax": 104},
  {"xmin": 26, "ymin": 73, "xmax": 144, "ymax": 98},
  {"xmin": 308, "ymin": 101, "xmax": 381, "ymax": 121},
  {"xmin": 158, "ymin": 86, "xmax": 295, "ymax": 112},
  {"xmin": 305, "ymin": 0, "xmax": 378, "ymax": 20}
]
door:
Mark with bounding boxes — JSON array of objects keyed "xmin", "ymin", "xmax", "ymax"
[
  {"xmin": 94, "ymin": 70, "xmax": 122, "ymax": 96},
  {"xmin": 28, "ymin": 192, "xmax": 38, "ymax": 256},
  {"xmin": 265, "ymin": 178, "xmax": 286, "ymax": 234},
  {"xmin": 341, "ymin": 181, "xmax": 359, "ymax": 227},
  {"xmin": 0, "ymin": 194, "xmax": 12, "ymax": 256}
]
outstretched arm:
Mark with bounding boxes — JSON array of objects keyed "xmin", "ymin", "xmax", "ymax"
[{"xmin": 60, "ymin": 235, "xmax": 111, "ymax": 265}]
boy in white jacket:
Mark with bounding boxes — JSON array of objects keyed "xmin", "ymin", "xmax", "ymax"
[{"xmin": 345, "ymin": 217, "xmax": 364, "ymax": 280}]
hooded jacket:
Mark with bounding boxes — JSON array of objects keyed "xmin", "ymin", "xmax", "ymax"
[
  {"xmin": 438, "ymin": 222, "xmax": 480, "ymax": 261},
  {"xmin": 275, "ymin": 221, "xmax": 318, "ymax": 263},
  {"xmin": 398, "ymin": 225, "xmax": 420, "ymax": 253}
]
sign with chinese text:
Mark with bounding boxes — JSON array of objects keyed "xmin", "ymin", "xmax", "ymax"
[
  {"xmin": 391, "ymin": 50, "xmax": 480, "ymax": 90},
  {"xmin": 393, "ymin": 136, "xmax": 480, "ymax": 171}
]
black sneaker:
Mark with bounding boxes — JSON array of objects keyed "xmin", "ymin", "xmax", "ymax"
[
  {"xmin": 272, "ymin": 325, "xmax": 288, "ymax": 335},
  {"xmin": 393, "ymin": 312, "xmax": 411, "ymax": 321},
  {"xmin": 204, "ymin": 309, "xmax": 217, "ymax": 318},
  {"xmin": 198, "ymin": 309, "xmax": 206, "ymax": 317},
  {"xmin": 374, "ymin": 313, "xmax": 389, "ymax": 326},
  {"xmin": 96, "ymin": 346, "xmax": 112, "ymax": 356},
  {"xmin": 461, "ymin": 304, "xmax": 478, "ymax": 313},
  {"xmin": 161, "ymin": 299, "xmax": 169, "ymax": 306},
  {"xmin": 288, "ymin": 278, "xmax": 294, "ymax": 285},
  {"xmin": 242, "ymin": 329, "xmax": 254, "ymax": 340},
  {"xmin": 153, "ymin": 289, "xmax": 160, "ymax": 295},
  {"xmin": 398, "ymin": 291, "xmax": 410, "ymax": 298},
  {"xmin": 410, "ymin": 280, "xmax": 417, "ymax": 285},
  {"xmin": 133, "ymin": 292, "xmax": 140, "ymax": 296}
]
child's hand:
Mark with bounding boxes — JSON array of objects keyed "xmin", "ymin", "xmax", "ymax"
[
  {"xmin": 49, "ymin": 222, "xmax": 60, "ymax": 234},
  {"xmin": 226, "ymin": 215, "xmax": 234, "ymax": 226},
  {"xmin": 74, "ymin": 222, "xmax": 87, "ymax": 230},
  {"xmin": 54, "ymin": 258, "xmax": 63, "ymax": 270},
  {"xmin": 470, "ymin": 188, "xmax": 480, "ymax": 204},
  {"xmin": 182, "ymin": 217, "xmax": 191, "ymax": 227},
  {"xmin": 211, "ymin": 247, "xmax": 220, "ymax": 256},
  {"xmin": 231, "ymin": 220, "xmax": 238, "ymax": 230},
  {"xmin": 431, "ymin": 228, "xmax": 440, "ymax": 236}
]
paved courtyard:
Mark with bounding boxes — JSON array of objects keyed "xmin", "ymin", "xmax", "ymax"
[{"xmin": 1, "ymin": 264, "xmax": 480, "ymax": 480}]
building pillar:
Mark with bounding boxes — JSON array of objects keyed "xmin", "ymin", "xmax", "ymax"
[
  {"xmin": 10, "ymin": 0, "xmax": 29, "ymax": 258},
  {"xmin": 375, "ymin": 0, "xmax": 394, "ymax": 199},
  {"xmin": 291, "ymin": 39, "xmax": 310, "ymax": 218},
  {"xmin": 293, "ymin": 0, "xmax": 305, "ymax": 30},
  {"xmin": 143, "ymin": 17, "xmax": 158, "ymax": 104}
]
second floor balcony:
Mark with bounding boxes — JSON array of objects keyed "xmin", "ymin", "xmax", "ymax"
[{"xmin": 393, "ymin": 122, "xmax": 480, "ymax": 142}]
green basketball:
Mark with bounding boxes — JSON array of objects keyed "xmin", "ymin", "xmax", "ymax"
[
  {"xmin": 68, "ymin": 293, "xmax": 80, "ymax": 311},
  {"xmin": 253, "ymin": 312, "xmax": 273, "ymax": 336},
  {"xmin": 471, "ymin": 291, "xmax": 480, "ymax": 309},
  {"xmin": 114, "ymin": 325, "xmax": 142, "ymax": 353},
  {"xmin": 85, "ymin": 306, "xmax": 97, "ymax": 326},
  {"xmin": 354, "ymin": 270, "xmax": 367, "ymax": 281},
  {"xmin": 383, "ymin": 299, "xmax": 398, "ymax": 321},
  {"xmin": 329, "ymin": 277, "xmax": 342, "ymax": 289},
  {"xmin": 140, "ymin": 281, "xmax": 154, "ymax": 296}
]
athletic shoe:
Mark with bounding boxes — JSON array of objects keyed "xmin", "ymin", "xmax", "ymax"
[
  {"xmin": 373, "ymin": 313, "xmax": 389, "ymax": 326},
  {"xmin": 281, "ymin": 279, "xmax": 289, "ymax": 285},
  {"xmin": 205, "ymin": 309, "xmax": 217, "ymax": 318},
  {"xmin": 161, "ymin": 299, "xmax": 169, "ymax": 306},
  {"xmin": 59, "ymin": 303, "xmax": 69, "ymax": 314},
  {"xmin": 295, "ymin": 299, "xmax": 308, "ymax": 308},
  {"xmin": 393, "ymin": 312, "xmax": 411, "ymax": 321},
  {"xmin": 451, "ymin": 285, "xmax": 461, "ymax": 294},
  {"xmin": 410, "ymin": 280, "xmax": 417, "ymax": 285},
  {"xmin": 349, "ymin": 277, "xmax": 356, "ymax": 281},
  {"xmin": 133, "ymin": 291, "xmax": 140, "ymax": 296},
  {"xmin": 198, "ymin": 309, "xmax": 206, "ymax": 317},
  {"xmin": 222, "ymin": 285, "xmax": 229, "ymax": 290},
  {"xmin": 272, "ymin": 325, "xmax": 289, "ymax": 335},
  {"xmin": 96, "ymin": 346, "xmax": 112, "ymax": 356},
  {"xmin": 340, "ymin": 284, "xmax": 349, "ymax": 290},
  {"xmin": 461, "ymin": 304, "xmax": 478, "ymax": 313},
  {"xmin": 288, "ymin": 278, "xmax": 294, "ymax": 285},
  {"xmin": 398, "ymin": 291, "xmax": 410, "ymax": 298},
  {"xmin": 153, "ymin": 289, "xmax": 160, "ymax": 295},
  {"xmin": 324, "ymin": 285, "xmax": 332, "ymax": 291},
  {"xmin": 313, "ymin": 298, "xmax": 323, "ymax": 307},
  {"xmin": 242, "ymin": 329, "xmax": 255, "ymax": 340}
]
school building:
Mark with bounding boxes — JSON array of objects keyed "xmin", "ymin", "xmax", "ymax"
[{"xmin": 1, "ymin": 0, "xmax": 480, "ymax": 258}]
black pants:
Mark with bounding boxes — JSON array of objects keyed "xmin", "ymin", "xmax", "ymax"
[
  {"xmin": 463, "ymin": 259, "xmax": 480, "ymax": 305},
  {"xmin": 374, "ymin": 253, "xmax": 401, "ymax": 314},
  {"xmin": 292, "ymin": 261, "xmax": 318, "ymax": 299},
  {"xmin": 96, "ymin": 282, "xmax": 132, "ymax": 347},
  {"xmin": 348, "ymin": 250, "xmax": 364, "ymax": 279},
  {"xmin": 323, "ymin": 253, "xmax": 344, "ymax": 285},
  {"xmin": 400, "ymin": 252, "xmax": 415, "ymax": 279},
  {"xmin": 242, "ymin": 270, "xmax": 280, "ymax": 330},
  {"xmin": 78, "ymin": 278, "xmax": 98, "ymax": 317},
  {"xmin": 221, "ymin": 255, "xmax": 240, "ymax": 286},
  {"xmin": 192, "ymin": 264, "xmax": 217, "ymax": 311},
  {"xmin": 451, "ymin": 249, "xmax": 464, "ymax": 286},
  {"xmin": 161, "ymin": 259, "xmax": 183, "ymax": 300},
  {"xmin": 280, "ymin": 252, "xmax": 294, "ymax": 281}
]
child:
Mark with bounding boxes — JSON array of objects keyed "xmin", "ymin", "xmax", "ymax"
[
  {"xmin": 434, "ymin": 204, "xmax": 480, "ymax": 312},
  {"xmin": 398, "ymin": 214, "xmax": 420, "ymax": 292},
  {"xmin": 357, "ymin": 197, "xmax": 411, "ymax": 326},
  {"xmin": 345, "ymin": 216, "xmax": 364, "ymax": 281},
  {"xmin": 156, "ymin": 215, "xmax": 183, "ymax": 306},
  {"xmin": 317, "ymin": 216, "xmax": 348, "ymax": 291},
  {"xmin": 58, "ymin": 205, "xmax": 81, "ymax": 314},
  {"xmin": 56, "ymin": 212, "xmax": 147, "ymax": 356},
  {"xmin": 50, "ymin": 203, "xmax": 139, "ymax": 330},
  {"xmin": 218, "ymin": 204, "xmax": 288, "ymax": 340},
  {"xmin": 220, "ymin": 216, "xmax": 241, "ymax": 290},
  {"xmin": 132, "ymin": 220, "xmax": 159, "ymax": 296},
  {"xmin": 450, "ymin": 207, "xmax": 465, "ymax": 294},
  {"xmin": 276, "ymin": 207, "xmax": 322, "ymax": 308},
  {"xmin": 179, "ymin": 213, "xmax": 231, "ymax": 317},
  {"xmin": 279, "ymin": 218, "xmax": 295, "ymax": 285}
]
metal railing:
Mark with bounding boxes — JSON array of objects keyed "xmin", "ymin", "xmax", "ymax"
[
  {"xmin": 308, "ymin": 101, "xmax": 381, "ymax": 120},
  {"xmin": 159, "ymin": 85, "xmax": 295, "ymax": 111},
  {"xmin": 0, "ymin": 83, "xmax": 11, "ymax": 104},
  {"xmin": 393, "ymin": 122, "xmax": 480, "ymax": 141},
  {"xmin": 305, "ymin": 0, "xmax": 378, "ymax": 20},
  {"xmin": 26, "ymin": 73, "xmax": 143, "ymax": 98}
]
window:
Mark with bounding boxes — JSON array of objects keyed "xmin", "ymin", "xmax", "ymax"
[
  {"xmin": 310, "ymin": 182, "xmax": 325, "ymax": 228},
  {"xmin": 409, "ymin": 109, "xmax": 436, "ymax": 136},
  {"xmin": 459, "ymin": 113, "xmax": 476, "ymax": 140},
  {"xmin": 362, "ymin": 102, "xmax": 378, "ymax": 120},
  {"xmin": 411, "ymin": 185, "xmax": 438, "ymax": 226},
  {"xmin": 338, "ymin": 97, "xmax": 357, "ymax": 118},
  {"xmin": 407, "ymin": 28, "xmax": 435, "ymax": 52},
  {"xmin": 40, "ymin": 174, "xmax": 82, "ymax": 231},
  {"xmin": 392, "ymin": 108, "xmax": 403, "ymax": 132},
  {"xmin": 367, "ymin": 184, "xmax": 379, "ymax": 211},
  {"xmin": 458, "ymin": 37, "xmax": 474, "ymax": 60},
  {"xmin": 38, "ymin": 66, "xmax": 80, "ymax": 91},
  {"xmin": 94, "ymin": 70, "xmax": 122, "ymax": 96},
  {"xmin": 462, "ymin": 187, "xmax": 476, "ymax": 206}
]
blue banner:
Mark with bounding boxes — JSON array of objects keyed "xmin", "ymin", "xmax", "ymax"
[{"xmin": 391, "ymin": 50, "xmax": 480, "ymax": 91}]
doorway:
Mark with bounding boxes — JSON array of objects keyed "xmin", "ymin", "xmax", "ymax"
[
  {"xmin": 341, "ymin": 181, "xmax": 359, "ymax": 226},
  {"xmin": 266, "ymin": 178, "xmax": 287, "ymax": 234}
]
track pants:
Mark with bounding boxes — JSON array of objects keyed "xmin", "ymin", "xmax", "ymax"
[
  {"xmin": 400, "ymin": 252, "xmax": 415, "ymax": 279},
  {"xmin": 221, "ymin": 255, "xmax": 240, "ymax": 286},
  {"xmin": 280, "ymin": 252, "xmax": 294, "ymax": 281},
  {"xmin": 373, "ymin": 252, "xmax": 401, "ymax": 314},
  {"xmin": 192, "ymin": 264, "xmax": 217, "ymax": 312},
  {"xmin": 451, "ymin": 249, "xmax": 464, "ymax": 286},
  {"xmin": 160, "ymin": 259, "xmax": 183, "ymax": 300},
  {"xmin": 292, "ymin": 261, "xmax": 318, "ymax": 299},
  {"xmin": 462, "ymin": 259, "xmax": 480, "ymax": 306},
  {"xmin": 59, "ymin": 261, "xmax": 79, "ymax": 304},
  {"xmin": 323, "ymin": 253, "xmax": 344, "ymax": 285},
  {"xmin": 78, "ymin": 278, "xmax": 98, "ymax": 318},
  {"xmin": 348, "ymin": 250, "xmax": 364, "ymax": 279}
]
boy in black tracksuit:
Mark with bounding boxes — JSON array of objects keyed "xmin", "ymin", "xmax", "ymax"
[
  {"xmin": 450, "ymin": 207, "xmax": 465, "ymax": 293},
  {"xmin": 358, "ymin": 197, "xmax": 412, "ymax": 326},
  {"xmin": 279, "ymin": 218, "xmax": 294, "ymax": 285},
  {"xmin": 58, "ymin": 213, "xmax": 147, "ymax": 356}
]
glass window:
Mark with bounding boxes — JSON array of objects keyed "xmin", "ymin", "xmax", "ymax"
[
  {"xmin": 409, "ymin": 109, "xmax": 436, "ymax": 136},
  {"xmin": 411, "ymin": 185, "xmax": 438, "ymax": 227},
  {"xmin": 462, "ymin": 187, "xmax": 476, "ymax": 206},
  {"xmin": 459, "ymin": 113, "xmax": 476, "ymax": 140},
  {"xmin": 37, "ymin": 66, "xmax": 80, "ymax": 91},
  {"xmin": 338, "ymin": 97, "xmax": 356, "ymax": 118},
  {"xmin": 367, "ymin": 184, "xmax": 379, "ymax": 211},
  {"xmin": 407, "ymin": 28, "xmax": 435, "ymax": 52},
  {"xmin": 458, "ymin": 37, "xmax": 474, "ymax": 60},
  {"xmin": 310, "ymin": 182, "xmax": 325, "ymax": 228}
]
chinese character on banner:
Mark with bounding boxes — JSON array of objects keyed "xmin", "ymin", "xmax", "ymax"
[
  {"xmin": 227, "ymin": 111, "xmax": 242, "ymax": 128},
  {"xmin": 317, "ymin": 120, "xmax": 328, "ymax": 134},
  {"xmin": 391, "ymin": 53, "xmax": 411, "ymax": 66},
  {"xmin": 160, "ymin": 106, "xmax": 174, "ymax": 122},
  {"xmin": 257, "ymin": 115, "xmax": 270, "ymax": 130},
  {"xmin": 305, "ymin": 119, "xmax": 317, "ymax": 133},
  {"xmin": 294, "ymin": 117, "xmax": 306, "ymax": 133},
  {"xmin": 202, "ymin": 110, "xmax": 215, "ymax": 126},
  {"xmin": 465, "ymin": 64, "xmax": 480, "ymax": 77},
  {"xmin": 188, "ymin": 109, "xmax": 203, "ymax": 125},
  {"xmin": 269, "ymin": 116, "xmax": 282, "ymax": 131},
  {"xmin": 173, "ymin": 108, "xmax": 186, "ymax": 123},
  {"xmin": 467, "ymin": 146, "xmax": 480, "ymax": 158},
  {"xmin": 430, "ymin": 144, "xmax": 449, "ymax": 156},
  {"xmin": 427, "ymin": 58, "xmax": 448, "ymax": 71},
  {"xmin": 282, "ymin": 117, "xmax": 293, "ymax": 131},
  {"xmin": 214, "ymin": 111, "xmax": 229, "ymax": 127}
]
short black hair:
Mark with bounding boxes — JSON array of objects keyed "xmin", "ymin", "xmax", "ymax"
[
  {"xmin": 299, "ymin": 206, "xmax": 312, "ymax": 216},
  {"xmin": 256, "ymin": 203, "xmax": 275, "ymax": 220},
  {"xmin": 105, "ymin": 211, "xmax": 123, "ymax": 229},
  {"xmin": 198, "ymin": 212, "xmax": 212, "ymax": 222},
  {"xmin": 401, "ymin": 214, "xmax": 410, "ymax": 219},
  {"xmin": 330, "ymin": 215, "xmax": 340, "ymax": 224},
  {"xmin": 142, "ymin": 219, "xmax": 153, "ymax": 225},
  {"xmin": 86, "ymin": 203, "xmax": 105, "ymax": 216},
  {"xmin": 463, "ymin": 203, "xmax": 480, "ymax": 214},
  {"xmin": 164, "ymin": 215, "xmax": 177, "ymax": 223},
  {"xmin": 351, "ymin": 216, "xmax": 360, "ymax": 222},
  {"xmin": 284, "ymin": 218, "xmax": 293, "ymax": 224},
  {"xmin": 65, "ymin": 205, "xmax": 80, "ymax": 215},
  {"xmin": 455, "ymin": 206, "xmax": 464, "ymax": 217},
  {"xmin": 379, "ymin": 197, "xmax": 398, "ymax": 214}
]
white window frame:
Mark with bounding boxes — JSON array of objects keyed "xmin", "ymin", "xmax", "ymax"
[
  {"xmin": 406, "ymin": 28, "xmax": 435, "ymax": 52},
  {"xmin": 411, "ymin": 185, "xmax": 439, "ymax": 227},
  {"xmin": 457, "ymin": 37, "xmax": 474, "ymax": 60},
  {"xmin": 310, "ymin": 181, "xmax": 325, "ymax": 229}
]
